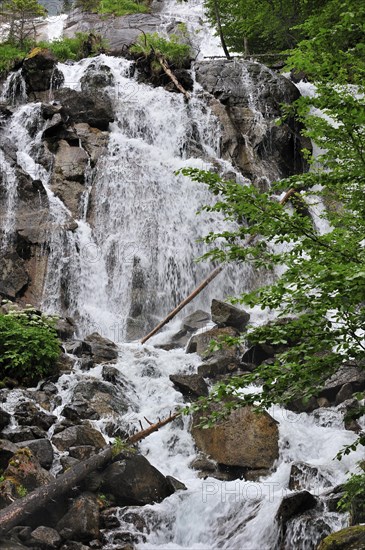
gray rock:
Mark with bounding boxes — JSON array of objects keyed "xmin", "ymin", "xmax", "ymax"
[
  {"xmin": 0, "ymin": 252, "xmax": 29, "ymax": 299},
  {"xmin": 69, "ymin": 445, "xmax": 97, "ymax": 460},
  {"xmin": 169, "ymin": 374, "xmax": 208, "ymax": 397},
  {"xmin": 182, "ymin": 310, "xmax": 211, "ymax": 332},
  {"xmin": 22, "ymin": 50, "xmax": 64, "ymax": 94},
  {"xmin": 190, "ymin": 453, "xmax": 217, "ymax": 472},
  {"xmin": 100, "ymin": 454, "xmax": 174, "ymax": 506},
  {"xmin": 276, "ymin": 491, "xmax": 317, "ymax": 526},
  {"xmin": 64, "ymin": 11, "xmax": 162, "ymax": 56},
  {"xmin": 211, "ymin": 299, "xmax": 250, "ymax": 331},
  {"xmin": 29, "ymin": 526, "xmax": 61, "ymax": 549},
  {"xmin": 19, "ymin": 438, "xmax": 54, "ymax": 470},
  {"xmin": 4, "ymin": 447, "xmax": 52, "ymax": 491},
  {"xmin": 192, "ymin": 405, "xmax": 279, "ymax": 469},
  {"xmin": 52, "ymin": 424, "xmax": 106, "ymax": 452},
  {"xmin": 195, "ymin": 59, "xmax": 308, "ymax": 182},
  {"xmin": 57, "ymin": 493, "xmax": 100, "ymax": 542},
  {"xmin": 80, "ymin": 62, "xmax": 114, "ymax": 93},
  {"xmin": 288, "ymin": 462, "xmax": 330, "ymax": 491},
  {"xmin": 14, "ymin": 401, "xmax": 57, "ymax": 431},
  {"xmin": 0, "ymin": 439, "xmax": 18, "ymax": 470},
  {"xmin": 166, "ymin": 475, "xmax": 187, "ymax": 492},
  {"xmin": 0, "ymin": 409, "xmax": 11, "ymax": 431},
  {"xmin": 53, "ymin": 88, "xmax": 114, "ymax": 131},
  {"xmin": 70, "ymin": 378, "xmax": 129, "ymax": 418},
  {"xmin": 335, "ymin": 382, "xmax": 354, "ymax": 405},
  {"xmin": 197, "ymin": 357, "xmax": 238, "ymax": 378},
  {"xmin": 320, "ymin": 364, "xmax": 365, "ymax": 402},
  {"xmin": 84, "ymin": 332, "xmax": 119, "ymax": 363}
]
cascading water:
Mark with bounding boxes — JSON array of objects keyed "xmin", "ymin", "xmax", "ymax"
[{"xmin": 0, "ymin": 2, "xmax": 362, "ymax": 549}]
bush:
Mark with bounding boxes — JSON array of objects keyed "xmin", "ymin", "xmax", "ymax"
[
  {"xmin": 0, "ymin": 43, "xmax": 28, "ymax": 73},
  {"xmin": 37, "ymin": 33, "xmax": 105, "ymax": 62},
  {"xmin": 338, "ymin": 471, "xmax": 365, "ymax": 524},
  {"xmin": 98, "ymin": 0, "xmax": 149, "ymax": 16},
  {"xmin": 0, "ymin": 305, "xmax": 61, "ymax": 383},
  {"xmin": 130, "ymin": 32, "xmax": 191, "ymax": 67}
]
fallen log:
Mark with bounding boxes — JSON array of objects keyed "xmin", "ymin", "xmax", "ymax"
[
  {"xmin": 0, "ymin": 446, "xmax": 112, "ymax": 536},
  {"xmin": 127, "ymin": 412, "xmax": 181, "ymax": 444},
  {"xmin": 156, "ymin": 53, "xmax": 191, "ymax": 100},
  {"xmin": 140, "ymin": 264, "xmax": 224, "ymax": 344},
  {"xmin": 140, "ymin": 187, "xmax": 298, "ymax": 344}
]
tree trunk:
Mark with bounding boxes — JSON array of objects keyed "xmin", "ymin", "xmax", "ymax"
[
  {"xmin": 128, "ymin": 412, "xmax": 181, "ymax": 444},
  {"xmin": 0, "ymin": 447, "xmax": 112, "ymax": 536},
  {"xmin": 213, "ymin": 0, "xmax": 231, "ymax": 60},
  {"xmin": 140, "ymin": 264, "xmax": 224, "ymax": 344},
  {"xmin": 156, "ymin": 53, "xmax": 190, "ymax": 100}
]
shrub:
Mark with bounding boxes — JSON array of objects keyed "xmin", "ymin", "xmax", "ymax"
[
  {"xmin": 0, "ymin": 305, "xmax": 61, "ymax": 383},
  {"xmin": 338, "ymin": 471, "xmax": 365, "ymax": 523},
  {"xmin": 37, "ymin": 32, "xmax": 105, "ymax": 62},
  {"xmin": 130, "ymin": 32, "xmax": 191, "ymax": 67},
  {"xmin": 0, "ymin": 43, "xmax": 28, "ymax": 73},
  {"xmin": 98, "ymin": 0, "xmax": 149, "ymax": 16}
]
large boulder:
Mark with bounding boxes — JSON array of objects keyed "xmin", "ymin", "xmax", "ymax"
[
  {"xmin": 169, "ymin": 374, "xmax": 208, "ymax": 398},
  {"xmin": 19, "ymin": 438, "xmax": 54, "ymax": 470},
  {"xmin": 64, "ymin": 11, "xmax": 162, "ymax": 56},
  {"xmin": 3, "ymin": 447, "xmax": 52, "ymax": 492},
  {"xmin": 319, "ymin": 363, "xmax": 365, "ymax": 403},
  {"xmin": 100, "ymin": 453, "xmax": 175, "ymax": 506},
  {"xmin": 191, "ymin": 405, "xmax": 279, "ymax": 471},
  {"xmin": 52, "ymin": 424, "xmax": 106, "ymax": 452},
  {"xmin": 187, "ymin": 326, "xmax": 240, "ymax": 377},
  {"xmin": 195, "ymin": 59, "xmax": 309, "ymax": 182},
  {"xmin": 276, "ymin": 490, "xmax": 317, "ymax": 527},
  {"xmin": 211, "ymin": 299, "xmax": 250, "ymax": 331},
  {"xmin": 22, "ymin": 49, "xmax": 64, "ymax": 94},
  {"xmin": 53, "ymin": 88, "xmax": 114, "ymax": 131},
  {"xmin": 67, "ymin": 377, "xmax": 129, "ymax": 419},
  {"xmin": 84, "ymin": 332, "xmax": 119, "ymax": 363},
  {"xmin": 317, "ymin": 525, "xmax": 365, "ymax": 550},
  {"xmin": 80, "ymin": 62, "xmax": 114, "ymax": 93},
  {"xmin": 0, "ymin": 252, "xmax": 29, "ymax": 299},
  {"xmin": 56, "ymin": 493, "xmax": 100, "ymax": 542}
]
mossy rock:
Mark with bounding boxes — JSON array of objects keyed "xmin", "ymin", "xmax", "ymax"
[{"xmin": 317, "ymin": 526, "xmax": 365, "ymax": 549}]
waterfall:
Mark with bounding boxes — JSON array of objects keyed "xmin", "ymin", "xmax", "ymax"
[{"xmin": 0, "ymin": 2, "xmax": 362, "ymax": 548}]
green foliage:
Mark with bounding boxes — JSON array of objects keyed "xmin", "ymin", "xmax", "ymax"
[
  {"xmin": 0, "ymin": 43, "xmax": 28, "ymax": 72},
  {"xmin": 111, "ymin": 436, "xmax": 136, "ymax": 457},
  {"xmin": 16, "ymin": 484, "xmax": 27, "ymax": 497},
  {"xmin": 338, "ymin": 471, "xmax": 365, "ymax": 521},
  {"xmin": 179, "ymin": 79, "xmax": 365, "ymax": 421},
  {"xmin": 285, "ymin": 0, "xmax": 365, "ymax": 83},
  {"xmin": 98, "ymin": 0, "xmax": 149, "ymax": 16},
  {"xmin": 2, "ymin": 0, "xmax": 46, "ymax": 47},
  {"xmin": 0, "ymin": 304, "xmax": 61, "ymax": 383},
  {"xmin": 204, "ymin": 0, "xmax": 328, "ymax": 54},
  {"xmin": 130, "ymin": 32, "xmax": 191, "ymax": 67},
  {"xmin": 37, "ymin": 32, "xmax": 104, "ymax": 62}
]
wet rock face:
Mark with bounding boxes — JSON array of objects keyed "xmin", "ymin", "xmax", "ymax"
[
  {"xmin": 64, "ymin": 11, "xmax": 162, "ymax": 56},
  {"xmin": 53, "ymin": 88, "xmax": 114, "ymax": 131},
  {"xmin": 276, "ymin": 490, "xmax": 318, "ymax": 527},
  {"xmin": 195, "ymin": 59, "xmax": 309, "ymax": 182},
  {"xmin": 187, "ymin": 326, "xmax": 240, "ymax": 377},
  {"xmin": 56, "ymin": 493, "xmax": 100, "ymax": 543},
  {"xmin": 22, "ymin": 50, "xmax": 64, "ymax": 95},
  {"xmin": 0, "ymin": 156, "xmax": 50, "ymax": 305},
  {"xmin": 52, "ymin": 423, "xmax": 106, "ymax": 452},
  {"xmin": 191, "ymin": 405, "xmax": 279, "ymax": 470},
  {"xmin": 100, "ymin": 453, "xmax": 175, "ymax": 506},
  {"xmin": 211, "ymin": 299, "xmax": 250, "ymax": 331},
  {"xmin": 169, "ymin": 373, "xmax": 208, "ymax": 398}
]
